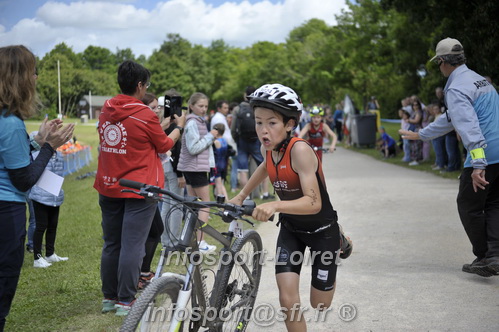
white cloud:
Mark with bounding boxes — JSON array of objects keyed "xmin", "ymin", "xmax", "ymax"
[{"xmin": 0, "ymin": 0, "xmax": 348, "ymax": 58}]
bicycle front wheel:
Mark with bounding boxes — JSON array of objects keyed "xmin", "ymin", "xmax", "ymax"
[
  {"xmin": 120, "ymin": 276, "xmax": 183, "ymax": 332},
  {"xmin": 212, "ymin": 230, "xmax": 263, "ymax": 332}
]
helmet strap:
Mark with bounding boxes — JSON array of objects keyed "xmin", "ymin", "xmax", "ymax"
[{"xmin": 273, "ymin": 136, "xmax": 292, "ymax": 153}]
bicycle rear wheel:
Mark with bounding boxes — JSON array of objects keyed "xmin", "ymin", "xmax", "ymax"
[
  {"xmin": 120, "ymin": 276, "xmax": 183, "ymax": 332},
  {"xmin": 212, "ymin": 230, "xmax": 263, "ymax": 332}
]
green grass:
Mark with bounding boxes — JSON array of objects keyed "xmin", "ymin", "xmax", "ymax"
[{"xmin": 8, "ymin": 119, "xmax": 458, "ymax": 331}]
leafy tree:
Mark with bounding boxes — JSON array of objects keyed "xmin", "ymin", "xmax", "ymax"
[
  {"xmin": 206, "ymin": 39, "xmax": 234, "ymax": 101},
  {"xmin": 381, "ymin": 0, "xmax": 499, "ymax": 97},
  {"xmin": 43, "ymin": 43, "xmax": 84, "ymax": 68},
  {"xmin": 115, "ymin": 48, "xmax": 136, "ymax": 64},
  {"xmin": 81, "ymin": 46, "xmax": 116, "ymax": 74},
  {"xmin": 37, "ymin": 44, "xmax": 117, "ymax": 118},
  {"xmin": 38, "ymin": 0, "xmax": 498, "ymax": 121},
  {"xmin": 147, "ymin": 34, "xmax": 196, "ymax": 101}
]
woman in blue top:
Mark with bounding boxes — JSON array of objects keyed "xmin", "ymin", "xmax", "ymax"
[{"xmin": 0, "ymin": 45, "xmax": 74, "ymax": 330}]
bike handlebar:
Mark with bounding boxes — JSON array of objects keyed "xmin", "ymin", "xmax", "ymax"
[
  {"xmin": 312, "ymin": 146, "xmax": 333, "ymax": 152},
  {"xmin": 119, "ymin": 178, "xmax": 255, "ymax": 222}
]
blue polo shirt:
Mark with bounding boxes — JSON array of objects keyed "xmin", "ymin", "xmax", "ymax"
[{"xmin": 0, "ymin": 110, "xmax": 31, "ymax": 202}]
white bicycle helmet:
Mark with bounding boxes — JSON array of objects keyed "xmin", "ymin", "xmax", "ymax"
[{"xmin": 249, "ymin": 83, "xmax": 303, "ymax": 121}]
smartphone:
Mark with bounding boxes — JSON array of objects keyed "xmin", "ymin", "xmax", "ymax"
[{"xmin": 164, "ymin": 95, "xmax": 183, "ymax": 119}]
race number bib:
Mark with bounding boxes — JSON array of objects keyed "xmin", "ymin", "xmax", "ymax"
[{"xmin": 229, "ymin": 220, "xmax": 244, "ymax": 238}]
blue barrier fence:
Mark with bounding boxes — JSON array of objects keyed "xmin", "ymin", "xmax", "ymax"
[
  {"xmin": 61, "ymin": 146, "xmax": 92, "ymax": 176},
  {"xmin": 381, "ymin": 118, "xmax": 402, "ymax": 124}
]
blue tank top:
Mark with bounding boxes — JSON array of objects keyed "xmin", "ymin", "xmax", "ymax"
[{"xmin": 215, "ymin": 138, "xmax": 228, "ymax": 171}]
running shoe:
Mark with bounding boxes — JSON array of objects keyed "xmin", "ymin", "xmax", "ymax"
[
  {"xmin": 102, "ymin": 299, "xmax": 117, "ymax": 313},
  {"xmin": 137, "ymin": 271, "xmax": 155, "ymax": 290},
  {"xmin": 45, "ymin": 253, "xmax": 69, "ymax": 263},
  {"xmin": 198, "ymin": 240, "xmax": 216, "ymax": 254},
  {"xmin": 339, "ymin": 227, "xmax": 353, "ymax": 259},
  {"xmin": 34, "ymin": 255, "xmax": 52, "ymax": 268},
  {"xmin": 115, "ymin": 300, "xmax": 135, "ymax": 316}
]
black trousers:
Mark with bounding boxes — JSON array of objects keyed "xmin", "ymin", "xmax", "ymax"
[
  {"xmin": 99, "ymin": 194, "xmax": 156, "ymax": 303},
  {"xmin": 141, "ymin": 207, "xmax": 164, "ymax": 273},
  {"xmin": 32, "ymin": 201, "xmax": 60, "ymax": 259},
  {"xmin": 0, "ymin": 201, "xmax": 26, "ymax": 331},
  {"xmin": 457, "ymin": 163, "xmax": 499, "ymax": 258}
]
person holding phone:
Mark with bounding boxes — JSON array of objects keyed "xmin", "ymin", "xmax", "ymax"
[{"xmin": 158, "ymin": 92, "xmax": 186, "ymax": 249}]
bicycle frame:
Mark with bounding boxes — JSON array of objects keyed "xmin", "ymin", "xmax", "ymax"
[
  {"xmin": 119, "ymin": 179, "xmax": 260, "ymax": 331},
  {"xmin": 164, "ymin": 214, "xmax": 261, "ymax": 331}
]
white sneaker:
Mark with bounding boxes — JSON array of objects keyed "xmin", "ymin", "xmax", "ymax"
[
  {"xmin": 45, "ymin": 253, "xmax": 69, "ymax": 263},
  {"xmin": 198, "ymin": 240, "xmax": 216, "ymax": 254},
  {"xmin": 408, "ymin": 161, "xmax": 419, "ymax": 166},
  {"xmin": 34, "ymin": 256, "xmax": 52, "ymax": 268}
]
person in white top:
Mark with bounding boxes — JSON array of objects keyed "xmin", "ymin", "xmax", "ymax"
[
  {"xmin": 211, "ymin": 100, "xmax": 238, "ymax": 194},
  {"xmin": 210, "ymin": 100, "xmax": 236, "ymax": 150}
]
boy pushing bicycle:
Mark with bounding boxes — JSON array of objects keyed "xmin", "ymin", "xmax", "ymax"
[{"xmin": 229, "ymin": 84, "xmax": 352, "ymax": 332}]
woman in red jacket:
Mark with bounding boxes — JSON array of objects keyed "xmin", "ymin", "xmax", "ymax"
[{"xmin": 94, "ymin": 60, "xmax": 185, "ymax": 316}]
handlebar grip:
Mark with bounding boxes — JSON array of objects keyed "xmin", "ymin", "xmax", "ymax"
[
  {"xmin": 119, "ymin": 179, "xmax": 145, "ymax": 190},
  {"xmin": 241, "ymin": 199, "xmax": 256, "ymax": 216},
  {"xmin": 243, "ymin": 205, "xmax": 254, "ymax": 216}
]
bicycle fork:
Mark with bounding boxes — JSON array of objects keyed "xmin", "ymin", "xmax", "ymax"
[{"xmin": 167, "ymin": 262, "xmax": 195, "ymax": 332}]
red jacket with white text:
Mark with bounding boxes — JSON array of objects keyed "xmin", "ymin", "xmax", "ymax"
[{"xmin": 94, "ymin": 94, "xmax": 174, "ymax": 198}]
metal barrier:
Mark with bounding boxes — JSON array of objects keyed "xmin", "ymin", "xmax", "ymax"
[{"xmin": 61, "ymin": 146, "xmax": 92, "ymax": 176}]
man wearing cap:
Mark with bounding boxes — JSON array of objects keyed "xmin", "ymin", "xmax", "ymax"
[{"xmin": 400, "ymin": 38, "xmax": 499, "ymax": 277}]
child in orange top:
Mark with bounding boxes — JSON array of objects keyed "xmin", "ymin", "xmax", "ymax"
[
  {"xmin": 229, "ymin": 84, "xmax": 351, "ymax": 332},
  {"xmin": 298, "ymin": 106, "xmax": 337, "ymax": 160}
]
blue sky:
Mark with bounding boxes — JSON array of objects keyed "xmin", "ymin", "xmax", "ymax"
[{"xmin": 0, "ymin": 0, "xmax": 348, "ymax": 57}]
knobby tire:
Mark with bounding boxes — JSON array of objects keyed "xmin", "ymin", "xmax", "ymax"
[
  {"xmin": 120, "ymin": 276, "xmax": 183, "ymax": 332},
  {"xmin": 212, "ymin": 230, "xmax": 263, "ymax": 332}
]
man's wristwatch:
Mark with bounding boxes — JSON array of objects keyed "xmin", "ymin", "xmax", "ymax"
[{"xmin": 175, "ymin": 125, "xmax": 184, "ymax": 134}]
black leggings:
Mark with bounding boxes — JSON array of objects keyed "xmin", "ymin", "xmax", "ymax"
[
  {"xmin": 32, "ymin": 201, "xmax": 60, "ymax": 259},
  {"xmin": 141, "ymin": 207, "xmax": 164, "ymax": 273}
]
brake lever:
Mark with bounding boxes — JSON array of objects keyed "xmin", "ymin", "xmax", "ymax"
[
  {"xmin": 121, "ymin": 189, "xmax": 140, "ymax": 194},
  {"xmin": 121, "ymin": 188, "xmax": 157, "ymax": 199},
  {"xmin": 240, "ymin": 216, "xmax": 255, "ymax": 227}
]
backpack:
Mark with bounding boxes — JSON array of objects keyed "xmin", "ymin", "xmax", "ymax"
[{"xmin": 236, "ymin": 102, "xmax": 257, "ymax": 140}]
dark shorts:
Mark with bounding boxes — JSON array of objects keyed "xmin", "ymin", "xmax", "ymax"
[
  {"xmin": 275, "ymin": 222, "xmax": 340, "ymax": 291},
  {"xmin": 236, "ymin": 139, "xmax": 263, "ymax": 171},
  {"xmin": 183, "ymin": 171, "xmax": 209, "ymax": 188}
]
